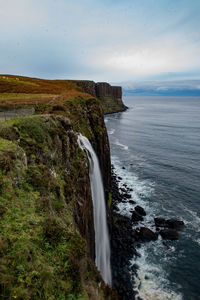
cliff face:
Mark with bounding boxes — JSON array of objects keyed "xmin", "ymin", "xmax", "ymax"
[
  {"xmin": 72, "ymin": 80, "xmax": 126, "ymax": 114},
  {"xmin": 0, "ymin": 75, "xmax": 118, "ymax": 300},
  {"xmin": 0, "ymin": 112, "xmax": 116, "ymax": 300}
]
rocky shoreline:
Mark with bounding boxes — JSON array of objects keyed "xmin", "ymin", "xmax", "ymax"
[
  {"xmin": 104, "ymin": 106, "xmax": 129, "ymax": 116},
  {"xmin": 109, "ymin": 165, "xmax": 185, "ymax": 300}
]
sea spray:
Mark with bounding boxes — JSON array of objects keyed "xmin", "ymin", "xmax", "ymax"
[{"xmin": 77, "ymin": 134, "xmax": 112, "ymax": 286}]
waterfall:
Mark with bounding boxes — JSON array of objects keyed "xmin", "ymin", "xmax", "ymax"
[{"xmin": 77, "ymin": 134, "xmax": 112, "ymax": 286}]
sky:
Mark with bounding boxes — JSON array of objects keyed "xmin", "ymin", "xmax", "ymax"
[{"xmin": 1, "ymin": 0, "xmax": 200, "ymax": 87}]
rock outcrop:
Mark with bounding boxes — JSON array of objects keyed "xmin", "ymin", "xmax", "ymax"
[{"xmin": 72, "ymin": 80, "xmax": 126, "ymax": 114}]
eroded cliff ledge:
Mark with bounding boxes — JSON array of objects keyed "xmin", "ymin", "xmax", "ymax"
[{"xmin": 71, "ymin": 80, "xmax": 126, "ymax": 114}]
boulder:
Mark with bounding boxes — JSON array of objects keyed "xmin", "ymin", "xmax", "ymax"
[
  {"xmin": 160, "ymin": 229, "xmax": 179, "ymax": 240},
  {"xmin": 154, "ymin": 217, "xmax": 184, "ymax": 230},
  {"xmin": 131, "ymin": 211, "xmax": 144, "ymax": 222},
  {"xmin": 129, "ymin": 200, "xmax": 136, "ymax": 204},
  {"xmin": 166, "ymin": 219, "xmax": 184, "ymax": 230},
  {"xmin": 123, "ymin": 193, "xmax": 132, "ymax": 199},
  {"xmin": 135, "ymin": 205, "xmax": 146, "ymax": 216},
  {"xmin": 138, "ymin": 227, "xmax": 158, "ymax": 242},
  {"xmin": 154, "ymin": 217, "xmax": 167, "ymax": 227}
]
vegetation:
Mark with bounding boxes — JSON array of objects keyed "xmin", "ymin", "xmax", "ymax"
[
  {"xmin": 0, "ymin": 75, "xmax": 116, "ymax": 299},
  {"xmin": 0, "ymin": 115, "xmax": 116, "ymax": 299}
]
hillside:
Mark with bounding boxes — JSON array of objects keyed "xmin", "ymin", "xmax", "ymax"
[
  {"xmin": 0, "ymin": 75, "xmax": 118, "ymax": 299},
  {"xmin": 0, "ymin": 75, "xmax": 126, "ymax": 114}
]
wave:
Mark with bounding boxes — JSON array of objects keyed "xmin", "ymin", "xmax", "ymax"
[
  {"xmin": 108, "ymin": 128, "xmax": 115, "ymax": 135},
  {"xmin": 115, "ymin": 139, "xmax": 129, "ymax": 150},
  {"xmin": 132, "ymin": 242, "xmax": 183, "ymax": 300},
  {"xmin": 111, "ymin": 156, "xmax": 183, "ymax": 300}
]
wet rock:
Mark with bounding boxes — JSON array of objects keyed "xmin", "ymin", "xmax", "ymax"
[
  {"xmin": 138, "ymin": 227, "xmax": 158, "ymax": 242},
  {"xmin": 166, "ymin": 219, "xmax": 184, "ymax": 230},
  {"xmin": 154, "ymin": 217, "xmax": 184, "ymax": 230},
  {"xmin": 154, "ymin": 217, "xmax": 167, "ymax": 227},
  {"xmin": 131, "ymin": 211, "xmax": 144, "ymax": 222},
  {"xmin": 160, "ymin": 229, "xmax": 179, "ymax": 240},
  {"xmin": 123, "ymin": 193, "xmax": 132, "ymax": 199},
  {"xmin": 162, "ymin": 241, "xmax": 171, "ymax": 249},
  {"xmin": 129, "ymin": 200, "xmax": 136, "ymax": 204},
  {"xmin": 135, "ymin": 205, "xmax": 146, "ymax": 216}
]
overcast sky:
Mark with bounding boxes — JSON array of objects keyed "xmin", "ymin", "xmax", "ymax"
[{"xmin": 0, "ymin": 0, "xmax": 200, "ymax": 83}]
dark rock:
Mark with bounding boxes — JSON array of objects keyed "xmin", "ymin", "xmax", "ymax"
[
  {"xmin": 154, "ymin": 217, "xmax": 168, "ymax": 227},
  {"xmin": 160, "ymin": 229, "xmax": 179, "ymax": 240},
  {"xmin": 155, "ymin": 217, "xmax": 184, "ymax": 230},
  {"xmin": 166, "ymin": 219, "xmax": 184, "ymax": 230},
  {"xmin": 135, "ymin": 205, "xmax": 146, "ymax": 216},
  {"xmin": 138, "ymin": 227, "xmax": 158, "ymax": 242},
  {"xmin": 131, "ymin": 211, "xmax": 144, "ymax": 222},
  {"xmin": 122, "ymin": 166, "xmax": 126, "ymax": 169},
  {"xmin": 162, "ymin": 241, "xmax": 171, "ymax": 249},
  {"xmin": 118, "ymin": 176, "xmax": 122, "ymax": 180},
  {"xmin": 129, "ymin": 200, "xmax": 136, "ymax": 204},
  {"xmin": 123, "ymin": 193, "xmax": 132, "ymax": 199}
]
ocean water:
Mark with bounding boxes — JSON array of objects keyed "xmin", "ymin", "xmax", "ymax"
[{"xmin": 105, "ymin": 96, "xmax": 200, "ymax": 300}]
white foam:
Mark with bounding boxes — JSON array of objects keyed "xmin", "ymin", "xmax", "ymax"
[
  {"xmin": 195, "ymin": 238, "xmax": 200, "ymax": 246},
  {"xmin": 108, "ymin": 128, "xmax": 115, "ymax": 135},
  {"xmin": 115, "ymin": 139, "xmax": 129, "ymax": 150},
  {"xmin": 112, "ymin": 155, "xmax": 154, "ymax": 218},
  {"xmin": 180, "ymin": 206, "xmax": 200, "ymax": 233},
  {"xmin": 111, "ymin": 156, "xmax": 183, "ymax": 300},
  {"xmin": 132, "ymin": 245, "xmax": 183, "ymax": 300}
]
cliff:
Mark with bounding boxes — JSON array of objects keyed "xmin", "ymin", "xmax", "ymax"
[
  {"xmin": 0, "ymin": 75, "xmax": 117, "ymax": 299},
  {"xmin": 71, "ymin": 80, "xmax": 126, "ymax": 114}
]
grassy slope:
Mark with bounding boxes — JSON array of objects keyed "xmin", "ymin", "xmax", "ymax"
[
  {"xmin": 0, "ymin": 76, "xmax": 117, "ymax": 300},
  {"xmin": 0, "ymin": 75, "xmax": 88, "ymax": 110}
]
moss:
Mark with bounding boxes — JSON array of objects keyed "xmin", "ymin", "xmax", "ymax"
[
  {"xmin": 108, "ymin": 192, "xmax": 112, "ymax": 208},
  {"xmin": 0, "ymin": 109, "xmax": 115, "ymax": 299},
  {"xmin": 42, "ymin": 216, "xmax": 67, "ymax": 244},
  {"xmin": 99, "ymin": 96, "xmax": 125, "ymax": 114}
]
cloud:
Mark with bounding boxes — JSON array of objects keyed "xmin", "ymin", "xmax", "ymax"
[
  {"xmin": 0, "ymin": 0, "xmax": 200, "ymax": 81},
  {"xmin": 121, "ymin": 79, "xmax": 200, "ymax": 96}
]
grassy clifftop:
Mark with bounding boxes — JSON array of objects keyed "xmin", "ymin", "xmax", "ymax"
[{"xmin": 0, "ymin": 76, "xmax": 116, "ymax": 299}]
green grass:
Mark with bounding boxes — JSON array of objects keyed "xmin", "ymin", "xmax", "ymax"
[{"xmin": 0, "ymin": 115, "xmax": 116, "ymax": 300}]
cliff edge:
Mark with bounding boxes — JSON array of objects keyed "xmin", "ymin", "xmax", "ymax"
[
  {"xmin": 0, "ymin": 75, "xmax": 118, "ymax": 300},
  {"xmin": 71, "ymin": 80, "xmax": 126, "ymax": 114}
]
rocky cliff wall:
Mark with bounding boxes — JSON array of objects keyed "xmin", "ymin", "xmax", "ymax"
[
  {"xmin": 72, "ymin": 80, "xmax": 126, "ymax": 114},
  {"xmin": 0, "ymin": 96, "xmax": 117, "ymax": 299}
]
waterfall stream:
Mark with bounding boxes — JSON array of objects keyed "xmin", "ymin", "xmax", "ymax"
[{"xmin": 77, "ymin": 134, "xmax": 112, "ymax": 286}]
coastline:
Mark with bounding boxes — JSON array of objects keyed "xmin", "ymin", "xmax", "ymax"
[
  {"xmin": 104, "ymin": 105, "xmax": 128, "ymax": 116},
  {"xmin": 107, "ymin": 105, "xmax": 186, "ymax": 300}
]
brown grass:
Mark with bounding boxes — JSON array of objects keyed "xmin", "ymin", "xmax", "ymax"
[{"xmin": 0, "ymin": 75, "xmax": 92, "ymax": 110}]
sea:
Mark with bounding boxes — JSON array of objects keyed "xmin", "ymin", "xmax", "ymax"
[{"xmin": 105, "ymin": 96, "xmax": 200, "ymax": 300}]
